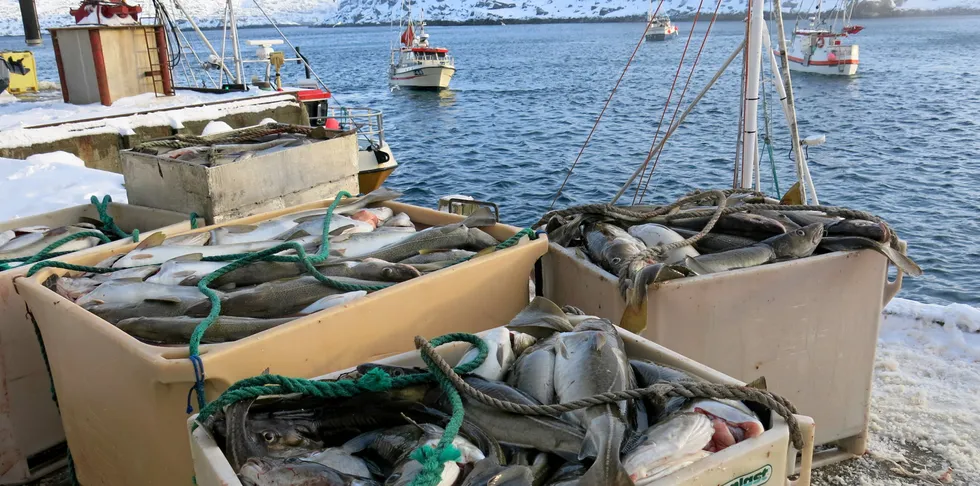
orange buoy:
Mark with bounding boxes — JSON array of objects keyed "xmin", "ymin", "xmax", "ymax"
[{"xmin": 324, "ymin": 118, "xmax": 341, "ymax": 130}]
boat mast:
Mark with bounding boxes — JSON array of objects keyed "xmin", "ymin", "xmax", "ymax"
[
  {"xmin": 740, "ymin": 0, "xmax": 764, "ymax": 188},
  {"xmin": 227, "ymin": 0, "xmax": 245, "ymax": 85},
  {"xmin": 815, "ymin": 0, "xmax": 822, "ymax": 26}
]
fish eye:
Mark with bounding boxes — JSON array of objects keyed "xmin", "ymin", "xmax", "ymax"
[
  {"xmin": 261, "ymin": 431, "xmax": 278, "ymax": 443},
  {"xmin": 382, "ymin": 267, "xmax": 395, "ymax": 277},
  {"xmin": 795, "ymin": 229, "xmax": 805, "ymax": 236},
  {"xmin": 611, "ymin": 257, "xmax": 622, "ymax": 265}
]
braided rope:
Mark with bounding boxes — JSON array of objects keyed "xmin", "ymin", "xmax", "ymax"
[
  {"xmin": 135, "ymin": 123, "xmax": 318, "ymax": 151},
  {"xmin": 413, "ymin": 335, "xmax": 805, "ymax": 451}
]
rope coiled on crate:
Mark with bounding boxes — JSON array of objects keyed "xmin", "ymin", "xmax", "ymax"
[{"xmin": 412, "ymin": 334, "xmax": 806, "ymax": 451}]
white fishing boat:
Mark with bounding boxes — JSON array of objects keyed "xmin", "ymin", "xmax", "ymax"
[
  {"xmin": 645, "ymin": 12, "xmax": 678, "ymax": 41},
  {"xmin": 389, "ymin": 8, "xmax": 456, "ymax": 90},
  {"xmin": 777, "ymin": 0, "xmax": 863, "ymax": 75}
]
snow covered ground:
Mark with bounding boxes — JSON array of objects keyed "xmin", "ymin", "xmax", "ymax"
[
  {"xmin": 813, "ymin": 298, "xmax": 980, "ymax": 486},
  {"xmin": 0, "ymin": 152, "xmax": 126, "ymax": 221}
]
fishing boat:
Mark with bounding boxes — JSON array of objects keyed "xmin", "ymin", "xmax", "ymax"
[
  {"xmin": 389, "ymin": 7, "xmax": 456, "ymax": 90},
  {"xmin": 777, "ymin": 0, "xmax": 862, "ymax": 75},
  {"xmin": 645, "ymin": 13, "xmax": 679, "ymax": 41}
]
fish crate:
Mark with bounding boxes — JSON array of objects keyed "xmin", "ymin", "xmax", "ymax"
[
  {"xmin": 14, "ymin": 201, "xmax": 548, "ymax": 486},
  {"xmin": 0, "ymin": 204, "xmax": 189, "ymax": 484},
  {"xmin": 120, "ymin": 129, "xmax": 360, "ymax": 225},
  {"xmin": 188, "ymin": 326, "xmax": 815, "ymax": 486},
  {"xmin": 542, "ymin": 243, "xmax": 902, "ymax": 467}
]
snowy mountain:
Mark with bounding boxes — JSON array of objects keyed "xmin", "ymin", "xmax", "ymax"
[{"xmin": 1, "ymin": 0, "xmax": 978, "ymax": 37}]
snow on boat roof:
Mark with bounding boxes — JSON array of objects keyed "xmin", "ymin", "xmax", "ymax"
[{"xmin": 0, "ymin": 90, "xmax": 300, "ymax": 150}]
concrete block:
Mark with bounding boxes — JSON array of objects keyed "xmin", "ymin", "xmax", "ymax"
[{"xmin": 121, "ymin": 133, "xmax": 359, "ymax": 224}]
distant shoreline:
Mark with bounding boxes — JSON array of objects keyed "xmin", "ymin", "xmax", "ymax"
[
  {"xmin": 321, "ymin": 9, "xmax": 980, "ymax": 27},
  {"xmin": 1, "ymin": 9, "xmax": 977, "ymax": 38}
]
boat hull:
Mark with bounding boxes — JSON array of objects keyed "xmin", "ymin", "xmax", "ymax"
[
  {"xmin": 357, "ymin": 141, "xmax": 398, "ymax": 193},
  {"xmin": 389, "ymin": 65, "xmax": 455, "ymax": 89},
  {"xmin": 783, "ymin": 42, "xmax": 859, "ymax": 76}
]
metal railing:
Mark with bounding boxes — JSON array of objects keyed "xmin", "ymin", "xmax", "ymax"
[{"xmin": 312, "ymin": 107, "xmax": 386, "ymax": 148}]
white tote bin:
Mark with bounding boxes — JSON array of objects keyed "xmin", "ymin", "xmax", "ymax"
[
  {"xmin": 0, "ymin": 203, "xmax": 190, "ymax": 483},
  {"xmin": 542, "ymin": 242, "xmax": 902, "ymax": 466},
  {"xmin": 189, "ymin": 326, "xmax": 815, "ymax": 486}
]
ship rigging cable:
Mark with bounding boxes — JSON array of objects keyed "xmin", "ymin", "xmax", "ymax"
[
  {"xmin": 547, "ymin": 0, "xmax": 668, "ymax": 211},
  {"xmin": 630, "ymin": 0, "xmax": 710, "ymax": 205},
  {"xmin": 633, "ymin": 0, "xmax": 726, "ymax": 204}
]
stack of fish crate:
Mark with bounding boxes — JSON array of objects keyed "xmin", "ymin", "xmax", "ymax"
[{"xmin": 16, "ymin": 196, "xmax": 547, "ymax": 486}]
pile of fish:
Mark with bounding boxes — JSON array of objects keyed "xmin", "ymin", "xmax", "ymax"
[
  {"xmin": 1, "ymin": 223, "xmax": 113, "ymax": 268},
  {"xmin": 45, "ymin": 188, "xmax": 505, "ymax": 345},
  {"xmin": 543, "ymin": 191, "xmax": 922, "ymax": 315},
  {"xmin": 134, "ymin": 129, "xmax": 345, "ymax": 167},
  {"xmin": 202, "ymin": 297, "xmax": 769, "ymax": 486}
]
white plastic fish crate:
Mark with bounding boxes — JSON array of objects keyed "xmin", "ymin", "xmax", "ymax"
[
  {"xmin": 542, "ymin": 241, "xmax": 902, "ymax": 467},
  {"xmin": 188, "ymin": 327, "xmax": 815, "ymax": 486},
  {"xmin": 0, "ymin": 203, "xmax": 190, "ymax": 484},
  {"xmin": 14, "ymin": 200, "xmax": 547, "ymax": 486}
]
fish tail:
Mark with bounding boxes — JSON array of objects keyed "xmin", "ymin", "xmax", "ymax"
[{"xmin": 579, "ymin": 412, "xmax": 633, "ymax": 486}]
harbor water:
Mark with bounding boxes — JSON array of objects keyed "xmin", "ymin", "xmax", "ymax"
[{"xmin": 2, "ymin": 15, "xmax": 978, "ymax": 305}]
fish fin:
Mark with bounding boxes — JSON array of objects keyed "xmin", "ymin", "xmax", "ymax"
[
  {"xmin": 878, "ymin": 243, "xmax": 923, "ymax": 277},
  {"xmin": 745, "ymin": 376, "xmax": 767, "ymax": 390},
  {"xmin": 496, "ymin": 344, "xmax": 505, "ymax": 366},
  {"xmin": 460, "ymin": 207, "xmax": 497, "ymax": 228},
  {"xmin": 556, "ymin": 338, "xmax": 569, "ymax": 359},
  {"xmin": 222, "ymin": 224, "xmax": 259, "ymax": 234},
  {"xmin": 591, "ymin": 332, "xmax": 607, "ymax": 352},
  {"xmin": 144, "ymin": 296, "xmax": 183, "ymax": 304},
  {"xmin": 682, "ymin": 256, "xmax": 712, "ymax": 276},
  {"xmin": 260, "ymin": 367, "xmax": 270, "ymax": 375},
  {"xmin": 134, "ymin": 232, "xmax": 166, "ymax": 250},
  {"xmin": 473, "ymin": 246, "xmax": 497, "ymax": 258},
  {"xmin": 780, "ymin": 181, "xmax": 804, "ymax": 205},
  {"xmin": 417, "ymin": 249, "xmax": 439, "ymax": 255},
  {"xmin": 169, "ymin": 253, "xmax": 204, "ymax": 262},
  {"xmin": 292, "ymin": 214, "xmax": 326, "ymax": 224},
  {"xmin": 329, "ymin": 225, "xmax": 355, "ymax": 237},
  {"xmin": 619, "ymin": 300, "xmax": 648, "ymax": 334},
  {"xmin": 178, "ymin": 275, "xmax": 201, "ymax": 286}
]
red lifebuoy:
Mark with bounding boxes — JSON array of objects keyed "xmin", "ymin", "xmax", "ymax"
[{"xmin": 816, "ymin": 37, "xmax": 825, "ymax": 48}]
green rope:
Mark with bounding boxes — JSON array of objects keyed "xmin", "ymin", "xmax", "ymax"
[
  {"xmin": 194, "ymin": 332, "xmax": 486, "ymax": 486},
  {"xmin": 89, "ymin": 195, "xmax": 139, "ymax": 242},
  {"xmin": 187, "ymin": 191, "xmax": 397, "ymax": 411},
  {"xmin": 189, "ymin": 212, "xmax": 200, "ymax": 230}
]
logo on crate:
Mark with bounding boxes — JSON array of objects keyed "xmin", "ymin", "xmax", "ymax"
[{"xmin": 722, "ymin": 464, "xmax": 772, "ymax": 486}]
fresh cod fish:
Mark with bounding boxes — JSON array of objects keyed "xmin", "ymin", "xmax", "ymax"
[
  {"xmin": 296, "ymin": 291, "xmax": 368, "ymax": 315},
  {"xmin": 623, "ymin": 413, "xmax": 714, "ymax": 484},
  {"xmin": 115, "ymin": 316, "xmax": 294, "ymax": 345},
  {"xmin": 112, "ymin": 232, "xmax": 285, "ymax": 268},
  {"xmin": 239, "ymin": 457, "xmax": 381, "ymax": 486},
  {"xmin": 457, "ymin": 327, "xmax": 515, "ymax": 381},
  {"xmin": 628, "ymin": 223, "xmax": 700, "ymax": 265}
]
